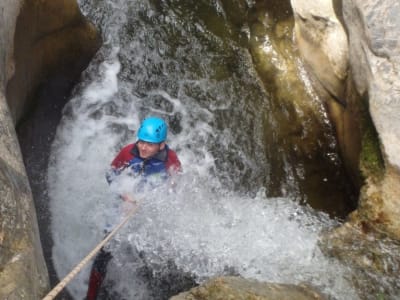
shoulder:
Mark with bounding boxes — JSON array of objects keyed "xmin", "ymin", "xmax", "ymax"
[
  {"xmin": 165, "ymin": 146, "xmax": 182, "ymax": 172},
  {"xmin": 120, "ymin": 143, "xmax": 136, "ymax": 153},
  {"xmin": 165, "ymin": 145, "xmax": 179, "ymax": 161},
  {"xmin": 111, "ymin": 143, "xmax": 136, "ymax": 168}
]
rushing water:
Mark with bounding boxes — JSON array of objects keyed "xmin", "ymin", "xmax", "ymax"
[{"xmin": 47, "ymin": 0, "xmax": 360, "ymax": 299}]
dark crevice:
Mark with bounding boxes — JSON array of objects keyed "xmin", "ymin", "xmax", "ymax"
[{"xmin": 17, "ymin": 75, "xmax": 77, "ymax": 300}]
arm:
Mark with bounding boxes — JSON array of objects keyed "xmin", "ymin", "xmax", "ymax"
[
  {"xmin": 105, "ymin": 143, "xmax": 136, "ymax": 184},
  {"xmin": 166, "ymin": 149, "xmax": 182, "ymax": 175}
]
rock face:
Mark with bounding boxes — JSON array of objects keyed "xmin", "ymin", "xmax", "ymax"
[
  {"xmin": 0, "ymin": 94, "xmax": 49, "ymax": 299},
  {"xmin": 319, "ymin": 222, "xmax": 400, "ymax": 299},
  {"xmin": 170, "ymin": 276, "xmax": 326, "ymax": 300},
  {"xmin": 292, "ymin": 0, "xmax": 400, "ymax": 239},
  {"xmin": 290, "ymin": 0, "xmax": 363, "ymax": 190},
  {"xmin": 291, "ymin": 0, "xmax": 348, "ymax": 103},
  {"xmin": 343, "ymin": 0, "xmax": 400, "ymax": 239},
  {"xmin": 0, "ymin": 0, "xmax": 101, "ymax": 298},
  {"xmin": 6, "ymin": 0, "xmax": 102, "ymax": 124}
]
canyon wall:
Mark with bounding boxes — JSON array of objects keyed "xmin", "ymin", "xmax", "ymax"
[
  {"xmin": 291, "ymin": 0, "xmax": 400, "ymax": 239},
  {"xmin": 0, "ymin": 0, "xmax": 101, "ymax": 297}
]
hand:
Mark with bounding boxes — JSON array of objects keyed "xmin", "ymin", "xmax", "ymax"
[
  {"xmin": 120, "ymin": 193, "xmax": 137, "ymax": 215},
  {"xmin": 168, "ymin": 179, "xmax": 177, "ymax": 194},
  {"xmin": 121, "ymin": 193, "xmax": 136, "ymax": 204}
]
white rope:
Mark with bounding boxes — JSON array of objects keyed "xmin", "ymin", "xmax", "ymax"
[{"xmin": 42, "ymin": 202, "xmax": 139, "ymax": 300}]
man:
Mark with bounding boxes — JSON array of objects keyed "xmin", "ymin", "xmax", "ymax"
[
  {"xmin": 107, "ymin": 116, "xmax": 181, "ymax": 198},
  {"xmin": 86, "ymin": 116, "xmax": 181, "ymax": 300}
]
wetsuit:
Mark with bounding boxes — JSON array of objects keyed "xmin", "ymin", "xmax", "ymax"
[
  {"xmin": 86, "ymin": 143, "xmax": 181, "ymax": 300},
  {"xmin": 106, "ymin": 143, "xmax": 181, "ymax": 184}
]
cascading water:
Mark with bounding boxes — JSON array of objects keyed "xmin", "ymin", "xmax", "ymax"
[{"xmin": 47, "ymin": 0, "xmax": 360, "ymax": 299}]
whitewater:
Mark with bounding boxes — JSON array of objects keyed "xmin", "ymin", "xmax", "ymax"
[{"xmin": 47, "ymin": 0, "xmax": 359, "ymax": 299}]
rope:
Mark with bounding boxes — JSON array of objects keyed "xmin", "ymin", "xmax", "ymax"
[{"xmin": 42, "ymin": 201, "xmax": 140, "ymax": 300}]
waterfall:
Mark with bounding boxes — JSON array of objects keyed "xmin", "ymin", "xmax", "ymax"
[{"xmin": 47, "ymin": 0, "xmax": 359, "ymax": 299}]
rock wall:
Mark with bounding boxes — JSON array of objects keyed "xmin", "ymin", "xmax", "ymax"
[
  {"xmin": 343, "ymin": 0, "xmax": 400, "ymax": 239},
  {"xmin": 0, "ymin": 94, "xmax": 49, "ymax": 299},
  {"xmin": 291, "ymin": 0, "xmax": 400, "ymax": 239},
  {"xmin": 291, "ymin": 0, "xmax": 348, "ymax": 103},
  {"xmin": 6, "ymin": 0, "xmax": 102, "ymax": 124},
  {"xmin": 0, "ymin": 0, "xmax": 101, "ymax": 298},
  {"xmin": 289, "ymin": 0, "xmax": 363, "ymax": 189}
]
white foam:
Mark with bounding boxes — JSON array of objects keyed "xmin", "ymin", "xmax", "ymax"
[{"xmin": 47, "ymin": 1, "xmax": 360, "ymax": 299}]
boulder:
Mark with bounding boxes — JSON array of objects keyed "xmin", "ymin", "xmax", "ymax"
[{"xmin": 170, "ymin": 276, "xmax": 326, "ymax": 300}]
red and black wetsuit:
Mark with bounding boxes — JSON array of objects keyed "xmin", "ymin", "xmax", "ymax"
[
  {"xmin": 86, "ymin": 143, "xmax": 181, "ymax": 300},
  {"xmin": 106, "ymin": 143, "xmax": 181, "ymax": 184}
]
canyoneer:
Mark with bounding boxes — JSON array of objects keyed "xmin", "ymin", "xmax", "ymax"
[{"xmin": 86, "ymin": 116, "xmax": 181, "ymax": 300}]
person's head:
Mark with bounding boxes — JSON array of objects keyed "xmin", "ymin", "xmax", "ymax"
[{"xmin": 136, "ymin": 116, "xmax": 167, "ymax": 159}]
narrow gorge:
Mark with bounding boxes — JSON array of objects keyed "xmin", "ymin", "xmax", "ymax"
[{"xmin": 1, "ymin": 0, "xmax": 400, "ymax": 299}]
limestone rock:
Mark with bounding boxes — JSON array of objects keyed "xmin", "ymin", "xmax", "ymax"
[
  {"xmin": 342, "ymin": 0, "xmax": 400, "ymax": 239},
  {"xmin": 289, "ymin": 0, "xmax": 363, "ymax": 189},
  {"xmin": 290, "ymin": 0, "xmax": 349, "ymax": 103},
  {"xmin": 292, "ymin": 0, "xmax": 400, "ymax": 239},
  {"xmin": 170, "ymin": 276, "xmax": 326, "ymax": 300}
]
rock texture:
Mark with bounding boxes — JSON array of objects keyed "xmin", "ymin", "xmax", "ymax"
[
  {"xmin": 292, "ymin": 0, "xmax": 400, "ymax": 239},
  {"xmin": 320, "ymin": 222, "xmax": 400, "ymax": 299},
  {"xmin": 170, "ymin": 276, "xmax": 326, "ymax": 300},
  {"xmin": 0, "ymin": 0, "xmax": 101, "ymax": 298},
  {"xmin": 291, "ymin": 0, "xmax": 349, "ymax": 103},
  {"xmin": 342, "ymin": 0, "xmax": 400, "ymax": 239},
  {"xmin": 290, "ymin": 0, "xmax": 363, "ymax": 189},
  {"xmin": 0, "ymin": 94, "xmax": 49, "ymax": 299},
  {"xmin": 6, "ymin": 0, "xmax": 102, "ymax": 124}
]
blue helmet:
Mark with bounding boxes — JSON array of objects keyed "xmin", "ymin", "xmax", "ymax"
[{"xmin": 137, "ymin": 117, "xmax": 168, "ymax": 143}]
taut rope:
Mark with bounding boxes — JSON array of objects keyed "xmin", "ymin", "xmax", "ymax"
[{"xmin": 42, "ymin": 202, "xmax": 139, "ymax": 300}]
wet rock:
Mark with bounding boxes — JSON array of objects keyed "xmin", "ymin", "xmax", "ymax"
[
  {"xmin": 0, "ymin": 93, "xmax": 49, "ymax": 299},
  {"xmin": 170, "ymin": 276, "xmax": 326, "ymax": 300},
  {"xmin": 290, "ymin": 0, "xmax": 349, "ymax": 103},
  {"xmin": 289, "ymin": 0, "xmax": 363, "ymax": 191},
  {"xmin": 342, "ymin": 0, "xmax": 400, "ymax": 239},
  {"xmin": 246, "ymin": 1, "xmax": 356, "ymax": 217},
  {"xmin": 0, "ymin": 0, "xmax": 101, "ymax": 297},
  {"xmin": 320, "ymin": 222, "xmax": 400, "ymax": 299},
  {"xmin": 291, "ymin": 0, "xmax": 400, "ymax": 239},
  {"xmin": 6, "ymin": 0, "xmax": 102, "ymax": 124}
]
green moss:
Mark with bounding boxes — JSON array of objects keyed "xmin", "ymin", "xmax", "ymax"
[
  {"xmin": 376, "ymin": 293, "xmax": 386, "ymax": 300},
  {"xmin": 359, "ymin": 99, "xmax": 385, "ymax": 181}
]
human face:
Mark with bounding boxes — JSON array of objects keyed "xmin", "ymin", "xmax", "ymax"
[{"xmin": 137, "ymin": 140, "xmax": 165, "ymax": 159}]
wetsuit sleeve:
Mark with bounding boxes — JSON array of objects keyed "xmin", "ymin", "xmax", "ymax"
[
  {"xmin": 111, "ymin": 144, "xmax": 135, "ymax": 169},
  {"xmin": 106, "ymin": 143, "xmax": 135, "ymax": 183},
  {"xmin": 166, "ymin": 149, "xmax": 182, "ymax": 175}
]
